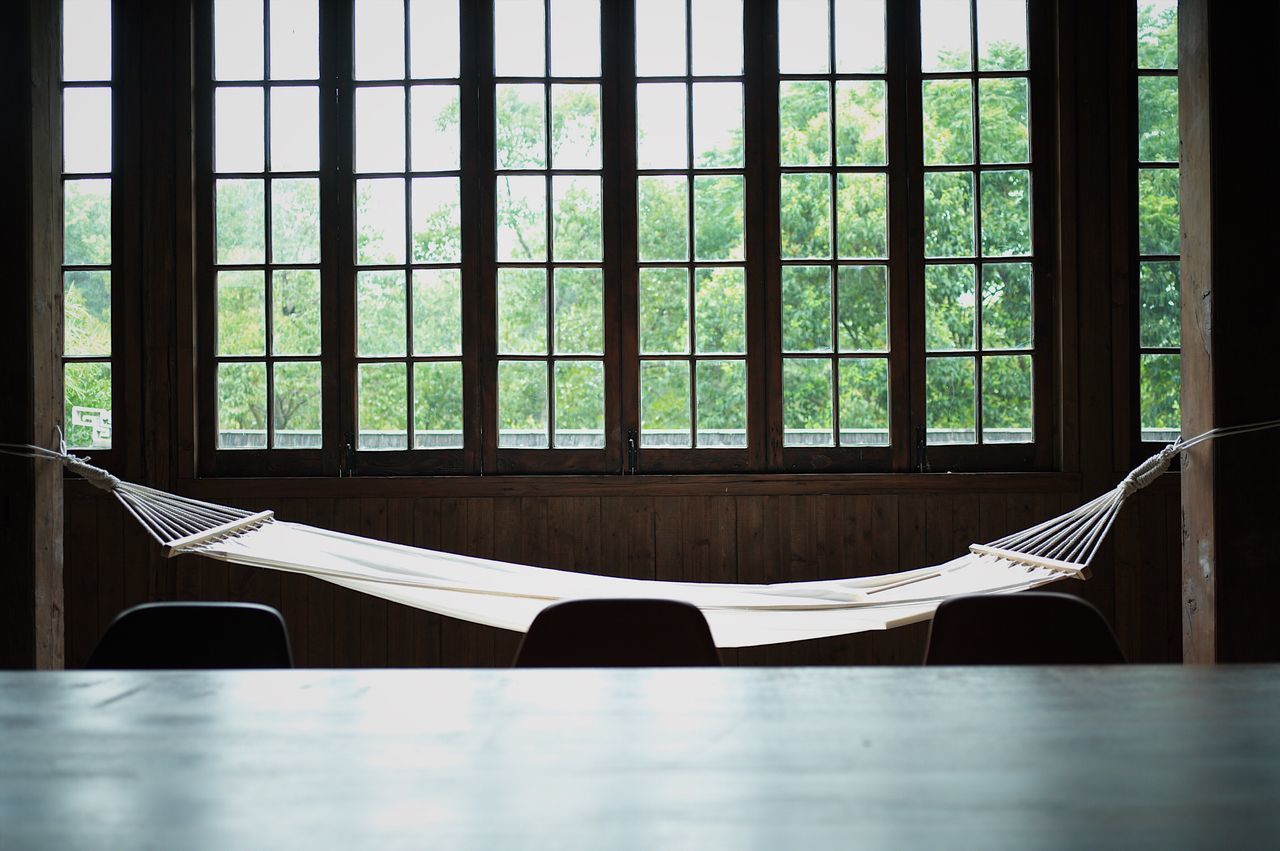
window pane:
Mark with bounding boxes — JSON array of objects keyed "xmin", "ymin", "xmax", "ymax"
[
  {"xmin": 836, "ymin": 173, "xmax": 887, "ymax": 259},
  {"xmin": 356, "ymin": 87, "xmax": 406, "ymax": 173},
  {"xmin": 552, "ymin": 84, "xmax": 602, "ymax": 169},
  {"xmin": 217, "ymin": 269, "xmax": 266, "ymax": 356},
  {"xmin": 354, "ymin": 0, "xmax": 405, "ymax": 80},
  {"xmin": 495, "ymin": 0, "xmax": 545, "ymax": 76},
  {"xmin": 693, "ymin": 83, "xmax": 743, "ymax": 168},
  {"xmin": 273, "ymin": 269, "xmax": 321, "ymax": 355},
  {"xmin": 356, "ymin": 178, "xmax": 406, "ymax": 264},
  {"xmin": 358, "ymin": 362, "xmax": 408, "ymax": 450},
  {"xmin": 1137, "ymin": 168, "xmax": 1180, "ymax": 255},
  {"xmin": 64, "ymin": 0, "xmax": 112, "ymax": 81},
  {"xmin": 639, "ymin": 268, "xmax": 689, "ymax": 355},
  {"xmin": 553, "ymin": 175, "xmax": 602, "ymax": 261},
  {"xmin": 273, "ymin": 361, "xmax": 322, "ymax": 448},
  {"xmin": 976, "ymin": 0, "xmax": 1028, "ymax": 71},
  {"xmin": 982, "ymin": 354, "xmax": 1032, "ymax": 443},
  {"xmin": 835, "ymin": 81, "xmax": 886, "ymax": 166},
  {"xmin": 410, "ymin": 0, "xmax": 460, "ymax": 78},
  {"xmin": 1139, "ymin": 353, "xmax": 1180, "ymax": 440},
  {"xmin": 636, "ymin": 0, "xmax": 686, "ymax": 77},
  {"xmin": 694, "ymin": 175, "xmax": 744, "ymax": 262},
  {"xmin": 271, "ymin": 177, "xmax": 320, "ymax": 263},
  {"xmin": 1139, "ymin": 261, "xmax": 1180, "ymax": 348},
  {"xmin": 411, "ymin": 176, "xmax": 462, "ymax": 263},
  {"xmin": 838, "ymin": 358, "xmax": 888, "ymax": 445},
  {"xmin": 926, "ymin": 356, "xmax": 975, "ymax": 444},
  {"xmin": 215, "ymin": 87, "xmax": 264, "ymax": 173},
  {"xmin": 1137, "ymin": 0, "xmax": 1178, "ymax": 70},
  {"xmin": 637, "ymin": 83, "xmax": 688, "ymax": 169},
  {"xmin": 411, "ymin": 85, "xmax": 462, "ymax": 171},
  {"xmin": 63, "ymin": 88, "xmax": 112, "ymax": 173},
  {"xmin": 218, "ymin": 361, "xmax": 267, "ymax": 449},
  {"xmin": 697, "ymin": 360, "xmax": 747, "ymax": 447},
  {"xmin": 981, "ymin": 263, "xmax": 1032, "ymax": 350},
  {"xmin": 923, "ymin": 172, "xmax": 973, "ymax": 258},
  {"xmin": 499, "ymin": 360, "xmax": 549, "ymax": 448},
  {"xmin": 555, "ymin": 360, "xmax": 605, "ymax": 448},
  {"xmin": 641, "ymin": 361, "xmax": 691, "ymax": 447},
  {"xmin": 921, "ymin": 0, "xmax": 972, "ymax": 72},
  {"xmin": 357, "ymin": 270, "xmax": 407, "ymax": 357},
  {"xmin": 65, "ymin": 362, "xmax": 112, "ymax": 449},
  {"xmin": 780, "ymin": 173, "xmax": 831, "ymax": 259},
  {"xmin": 64, "ymin": 179, "xmax": 112, "ymax": 265},
  {"xmin": 637, "ymin": 176, "xmax": 689, "ymax": 262},
  {"xmin": 270, "ymin": 86, "xmax": 320, "ymax": 171},
  {"xmin": 270, "ymin": 0, "xmax": 319, "ymax": 79},
  {"xmin": 922, "ymin": 80, "xmax": 972, "ymax": 166},
  {"xmin": 779, "ymin": 0, "xmax": 829, "ymax": 74},
  {"xmin": 214, "ymin": 0, "xmax": 263, "ymax": 81},
  {"xmin": 496, "ymin": 175, "xmax": 548, "ymax": 261},
  {"xmin": 779, "ymin": 81, "xmax": 830, "ymax": 167},
  {"xmin": 498, "ymin": 268, "xmax": 548, "ymax": 355},
  {"xmin": 215, "ymin": 178, "xmax": 264, "ymax": 264},
  {"xmin": 980, "ymin": 170, "xmax": 1031, "ymax": 256},
  {"xmin": 413, "ymin": 268, "xmax": 462, "ymax": 355},
  {"xmin": 1138, "ymin": 77, "xmax": 1179, "ymax": 163},
  {"xmin": 783, "ymin": 358, "xmax": 833, "ymax": 446},
  {"xmin": 414, "ymin": 361, "xmax": 464, "ymax": 449},
  {"xmin": 695, "ymin": 268, "xmax": 746, "ymax": 355},
  {"xmin": 64, "ymin": 271, "xmax": 112, "ymax": 357},
  {"xmin": 496, "ymin": 84, "xmax": 546, "ymax": 170},
  {"xmin": 925, "ymin": 264, "xmax": 976, "ymax": 351},
  {"xmin": 554, "ymin": 268, "xmax": 603, "ymax": 355},
  {"xmin": 782, "ymin": 265, "xmax": 832, "ymax": 353},
  {"xmin": 835, "ymin": 0, "xmax": 886, "ymax": 73},
  {"xmin": 692, "ymin": 0, "xmax": 743, "ymax": 75},
  {"xmin": 836, "ymin": 265, "xmax": 887, "ymax": 353},
  {"xmin": 550, "ymin": 0, "xmax": 600, "ymax": 77},
  {"xmin": 978, "ymin": 78, "xmax": 1029, "ymax": 164}
]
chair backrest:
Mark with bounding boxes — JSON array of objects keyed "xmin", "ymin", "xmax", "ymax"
[
  {"xmin": 514, "ymin": 599, "xmax": 721, "ymax": 667},
  {"xmin": 924, "ymin": 592, "xmax": 1125, "ymax": 665},
  {"xmin": 87, "ymin": 602, "xmax": 294, "ymax": 669}
]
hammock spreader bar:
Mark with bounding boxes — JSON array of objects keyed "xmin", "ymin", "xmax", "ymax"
[{"xmin": 3, "ymin": 420, "xmax": 1276, "ymax": 648}]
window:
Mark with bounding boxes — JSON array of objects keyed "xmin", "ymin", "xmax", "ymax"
[
  {"xmin": 62, "ymin": 0, "xmax": 114, "ymax": 450},
  {"xmin": 197, "ymin": 0, "xmax": 1051, "ymax": 475},
  {"xmin": 1135, "ymin": 0, "xmax": 1179, "ymax": 444}
]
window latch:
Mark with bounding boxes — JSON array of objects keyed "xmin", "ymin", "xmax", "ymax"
[
  {"xmin": 915, "ymin": 426, "xmax": 931, "ymax": 473},
  {"xmin": 627, "ymin": 428, "xmax": 638, "ymax": 475},
  {"xmin": 341, "ymin": 436, "xmax": 354, "ymax": 478}
]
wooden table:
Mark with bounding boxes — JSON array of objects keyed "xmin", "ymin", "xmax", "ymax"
[{"xmin": 2, "ymin": 666, "xmax": 1278, "ymax": 848}]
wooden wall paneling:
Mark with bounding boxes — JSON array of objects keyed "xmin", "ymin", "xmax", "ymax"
[
  {"xmin": 301, "ymin": 498, "xmax": 335, "ymax": 666},
  {"xmin": 437, "ymin": 498, "xmax": 494, "ymax": 667},
  {"xmin": 1111, "ymin": 491, "xmax": 1141, "ymax": 662},
  {"xmin": 734, "ymin": 495, "xmax": 787, "ymax": 666},
  {"xmin": 120, "ymin": 503, "xmax": 153, "ymax": 612},
  {"xmin": 65, "ymin": 492, "xmax": 99, "ymax": 668},
  {"xmin": 518, "ymin": 496, "xmax": 549, "ymax": 569},
  {"xmin": 487, "ymin": 497, "xmax": 523, "ymax": 666},
  {"xmin": 275, "ymin": 497, "xmax": 312, "ymax": 666},
  {"xmin": 599, "ymin": 496, "xmax": 656, "ymax": 581},
  {"xmin": 358, "ymin": 498, "xmax": 390, "ymax": 667},
  {"xmin": 652, "ymin": 496, "xmax": 686, "ymax": 584},
  {"xmin": 1137, "ymin": 487, "xmax": 1171, "ymax": 662},
  {"xmin": 410, "ymin": 498, "xmax": 443, "ymax": 668},
  {"xmin": 95, "ymin": 495, "xmax": 125, "ymax": 633}
]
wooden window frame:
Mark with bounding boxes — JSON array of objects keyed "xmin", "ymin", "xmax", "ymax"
[{"xmin": 192, "ymin": 0, "xmax": 1056, "ymax": 477}]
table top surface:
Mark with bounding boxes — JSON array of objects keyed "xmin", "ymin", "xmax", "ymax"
[{"xmin": 2, "ymin": 665, "xmax": 1278, "ymax": 849}]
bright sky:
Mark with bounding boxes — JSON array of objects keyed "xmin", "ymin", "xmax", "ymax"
[{"xmin": 63, "ymin": 0, "xmax": 112, "ymax": 81}]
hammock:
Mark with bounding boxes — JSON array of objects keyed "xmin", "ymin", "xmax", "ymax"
[{"xmin": 3, "ymin": 422, "xmax": 1273, "ymax": 648}]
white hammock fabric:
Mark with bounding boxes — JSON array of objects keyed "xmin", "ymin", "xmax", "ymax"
[{"xmin": 4, "ymin": 422, "xmax": 1273, "ymax": 647}]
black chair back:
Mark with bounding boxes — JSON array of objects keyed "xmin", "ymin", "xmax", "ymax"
[
  {"xmin": 514, "ymin": 598, "xmax": 721, "ymax": 667},
  {"xmin": 924, "ymin": 592, "xmax": 1125, "ymax": 665},
  {"xmin": 87, "ymin": 602, "xmax": 294, "ymax": 669}
]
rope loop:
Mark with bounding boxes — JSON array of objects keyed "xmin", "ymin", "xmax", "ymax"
[
  {"xmin": 1118, "ymin": 440, "xmax": 1182, "ymax": 500},
  {"xmin": 61, "ymin": 452, "xmax": 120, "ymax": 491}
]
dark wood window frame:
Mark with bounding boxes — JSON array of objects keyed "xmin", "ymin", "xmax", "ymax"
[{"xmin": 192, "ymin": 0, "xmax": 1056, "ymax": 478}]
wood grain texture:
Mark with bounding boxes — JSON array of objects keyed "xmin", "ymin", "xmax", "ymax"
[{"xmin": 4, "ymin": 666, "xmax": 1278, "ymax": 848}]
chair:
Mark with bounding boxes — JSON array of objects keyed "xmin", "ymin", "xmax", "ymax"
[
  {"xmin": 86, "ymin": 602, "xmax": 294, "ymax": 669},
  {"xmin": 514, "ymin": 599, "xmax": 721, "ymax": 667},
  {"xmin": 923, "ymin": 592, "xmax": 1125, "ymax": 665}
]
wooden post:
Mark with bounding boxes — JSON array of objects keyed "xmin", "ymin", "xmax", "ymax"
[
  {"xmin": 1180, "ymin": 0, "xmax": 1280, "ymax": 662},
  {"xmin": 0, "ymin": 0, "xmax": 65, "ymax": 669}
]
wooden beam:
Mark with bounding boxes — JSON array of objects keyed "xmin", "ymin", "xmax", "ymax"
[
  {"xmin": 0, "ymin": 0, "xmax": 65, "ymax": 669},
  {"xmin": 1180, "ymin": 0, "xmax": 1280, "ymax": 662}
]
